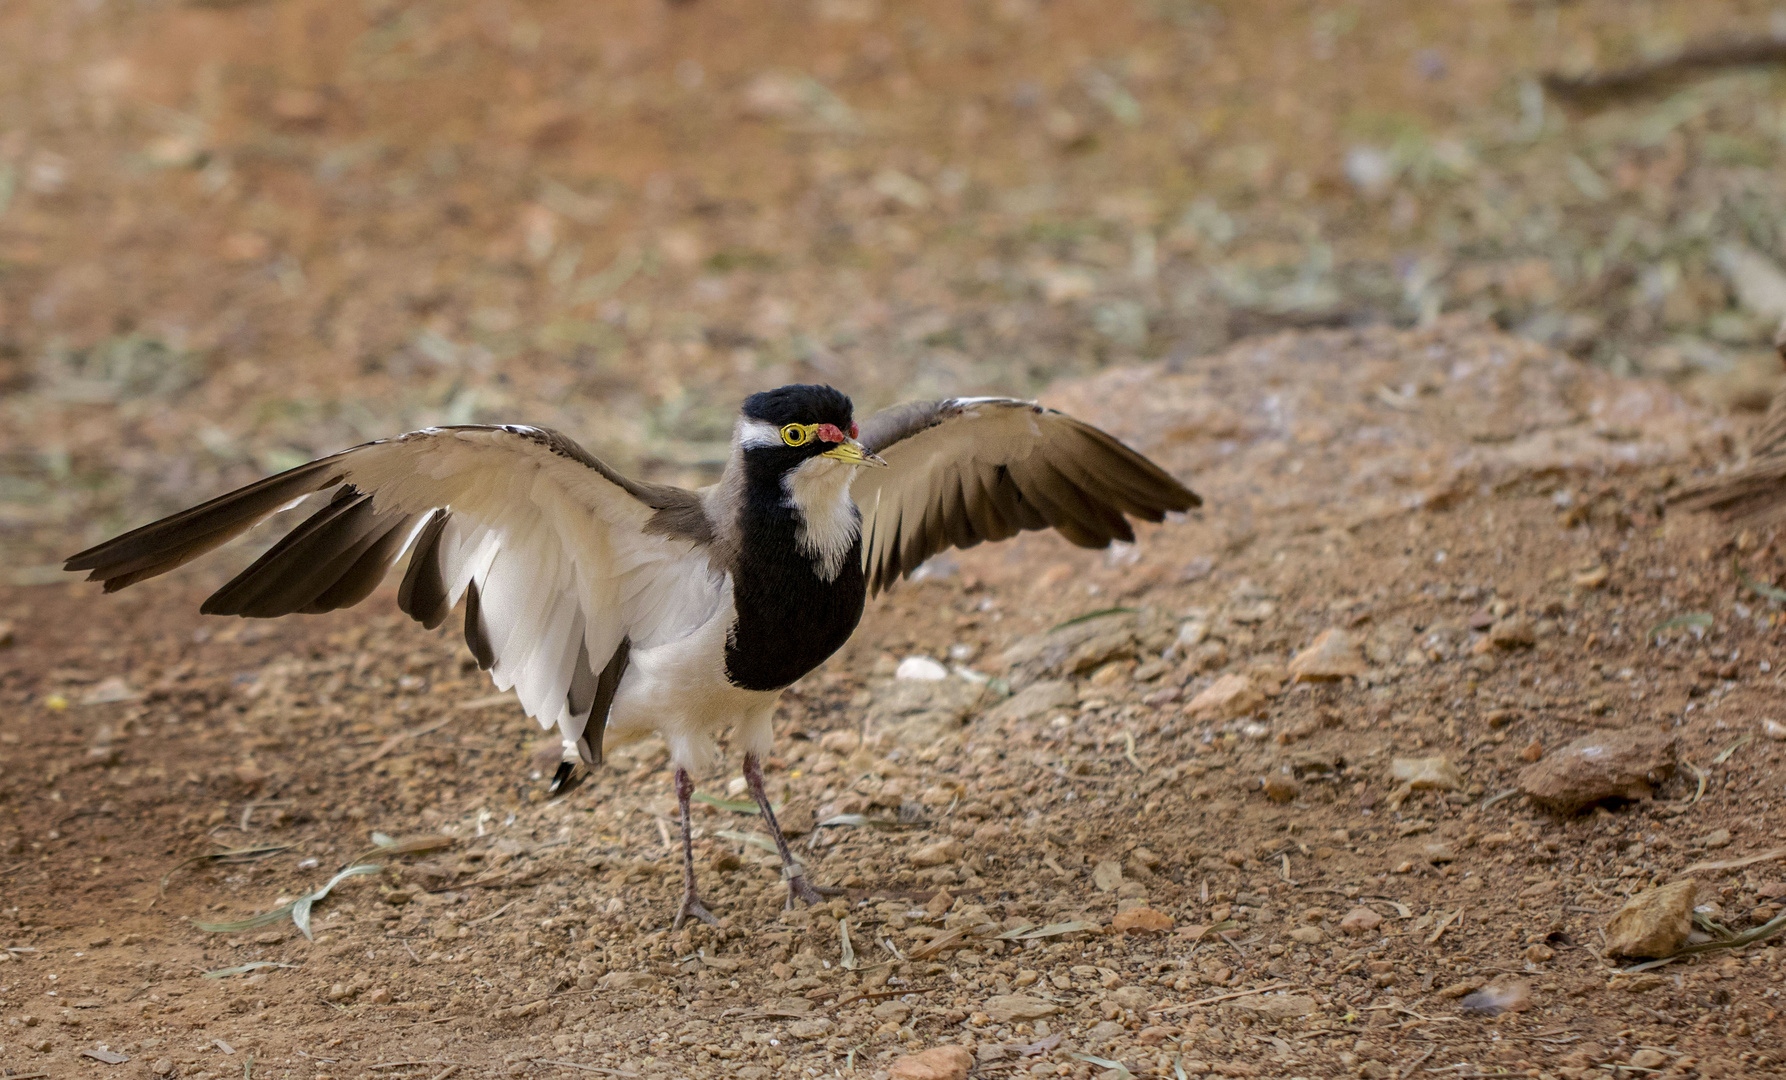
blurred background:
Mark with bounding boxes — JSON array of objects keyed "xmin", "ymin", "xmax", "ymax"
[{"xmin": 1, "ymin": 0, "xmax": 1781, "ymax": 571}]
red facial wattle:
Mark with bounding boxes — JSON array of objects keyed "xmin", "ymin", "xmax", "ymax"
[{"xmin": 815, "ymin": 423, "xmax": 846, "ymax": 444}]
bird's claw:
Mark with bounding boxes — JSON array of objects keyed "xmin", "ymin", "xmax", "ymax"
[
  {"xmin": 674, "ymin": 894, "xmax": 720, "ymax": 930},
  {"xmin": 547, "ymin": 761, "xmax": 586, "ymax": 798}
]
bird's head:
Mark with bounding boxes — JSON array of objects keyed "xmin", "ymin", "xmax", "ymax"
[{"xmin": 736, "ymin": 384, "xmax": 886, "ymax": 468}]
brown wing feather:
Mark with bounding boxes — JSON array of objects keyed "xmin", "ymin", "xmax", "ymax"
[{"xmin": 854, "ymin": 397, "xmax": 1199, "ymax": 595}]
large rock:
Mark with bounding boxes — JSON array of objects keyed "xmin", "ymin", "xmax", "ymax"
[
  {"xmin": 1605, "ymin": 880, "xmax": 1697, "ymax": 958},
  {"xmin": 1518, "ymin": 728, "xmax": 1677, "ymax": 813},
  {"xmin": 984, "ymin": 679, "xmax": 1077, "ymax": 726},
  {"xmin": 910, "ymin": 838, "xmax": 963, "ymax": 867},
  {"xmin": 865, "ymin": 678, "xmax": 988, "ymax": 746},
  {"xmin": 1288, "ymin": 629, "xmax": 1366, "ymax": 681},
  {"xmin": 1391, "ymin": 756, "xmax": 1463, "ymax": 791},
  {"xmin": 998, "ymin": 611, "xmax": 1143, "ymax": 681},
  {"xmin": 985, "ymin": 994, "xmax": 1059, "ymax": 1022},
  {"xmin": 1232, "ymin": 994, "xmax": 1317, "ymax": 1020},
  {"xmin": 888, "ymin": 1046, "xmax": 974, "ymax": 1080},
  {"xmin": 1184, "ymin": 674, "xmax": 1264, "ymax": 720},
  {"xmin": 1339, "ymin": 906, "xmax": 1383, "ymax": 935}
]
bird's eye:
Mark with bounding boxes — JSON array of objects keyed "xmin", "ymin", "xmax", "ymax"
[{"xmin": 780, "ymin": 424, "xmax": 812, "ymax": 447}]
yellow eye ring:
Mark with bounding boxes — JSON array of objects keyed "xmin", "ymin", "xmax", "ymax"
[{"xmin": 780, "ymin": 423, "xmax": 814, "ymax": 447}]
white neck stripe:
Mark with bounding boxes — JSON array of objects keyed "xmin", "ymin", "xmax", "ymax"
[{"xmin": 737, "ymin": 417, "xmax": 782, "ymax": 449}]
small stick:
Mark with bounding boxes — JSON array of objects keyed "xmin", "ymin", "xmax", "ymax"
[
  {"xmin": 830, "ymin": 986, "xmax": 941, "ymax": 1010},
  {"xmin": 352, "ymin": 713, "xmax": 464, "ymax": 771},
  {"xmin": 1426, "ymin": 908, "xmax": 1463, "ymax": 945},
  {"xmin": 427, "ymin": 1067, "xmax": 461, "ymax": 1080},
  {"xmin": 530, "ymin": 1059, "xmax": 640, "ymax": 1076},
  {"xmin": 1150, "ymin": 981, "xmax": 1294, "ymax": 1012},
  {"xmin": 465, "ymin": 900, "xmax": 518, "ymax": 926},
  {"xmin": 1398, "ymin": 1046, "xmax": 1438, "ymax": 1079},
  {"xmin": 368, "ymin": 1062, "xmax": 469, "ymax": 1071},
  {"xmin": 1123, "ymin": 731, "xmax": 1145, "ymax": 773},
  {"xmin": 1684, "ymin": 761, "xmax": 1707, "ymax": 805}
]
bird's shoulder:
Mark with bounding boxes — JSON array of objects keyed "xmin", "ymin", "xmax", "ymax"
[
  {"xmin": 414, "ymin": 424, "xmax": 717, "ymax": 547},
  {"xmin": 856, "ymin": 396, "xmax": 1040, "ymax": 454}
]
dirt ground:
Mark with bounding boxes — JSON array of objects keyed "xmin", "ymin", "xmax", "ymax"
[{"xmin": 5, "ymin": 319, "xmax": 1786, "ymax": 1080}]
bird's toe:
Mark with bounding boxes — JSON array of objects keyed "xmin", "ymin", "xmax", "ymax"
[
  {"xmin": 675, "ymin": 895, "xmax": 721, "ymax": 929},
  {"xmin": 786, "ymin": 875, "xmax": 827, "ymax": 908}
]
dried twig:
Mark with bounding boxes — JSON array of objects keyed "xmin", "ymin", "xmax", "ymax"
[
  {"xmin": 528, "ymin": 1063, "xmax": 638, "ymax": 1077},
  {"xmin": 159, "ymin": 843, "xmax": 292, "ymax": 898},
  {"xmin": 1683, "ymin": 761, "xmax": 1707, "ymax": 805},
  {"xmin": 830, "ymin": 986, "xmax": 939, "ymax": 1011},
  {"xmin": 465, "ymin": 900, "xmax": 519, "ymax": 926},
  {"xmin": 351, "ymin": 713, "xmax": 463, "ymax": 771},
  {"xmin": 1714, "ymin": 735, "xmax": 1754, "ymax": 764},
  {"xmin": 1426, "ymin": 908, "xmax": 1463, "ymax": 945},
  {"xmin": 907, "ymin": 928, "xmax": 970, "ymax": 960},
  {"xmin": 1480, "ymin": 788, "xmax": 1521, "ymax": 810},
  {"xmin": 1151, "ymin": 981, "xmax": 1293, "ymax": 1013},
  {"xmin": 1683, "ymin": 846, "xmax": 1786, "ymax": 875},
  {"xmin": 1544, "ymin": 36, "xmax": 1786, "ymax": 101},
  {"xmin": 1398, "ymin": 1046, "xmax": 1438, "ymax": 1079}
]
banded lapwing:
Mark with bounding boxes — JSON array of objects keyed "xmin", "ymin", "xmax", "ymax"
[{"xmin": 66, "ymin": 385, "xmax": 1199, "ymax": 926}]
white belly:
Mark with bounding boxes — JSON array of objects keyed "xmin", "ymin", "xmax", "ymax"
[{"xmin": 601, "ymin": 574, "xmax": 780, "ymax": 773}]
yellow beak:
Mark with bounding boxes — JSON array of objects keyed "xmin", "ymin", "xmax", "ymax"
[{"xmin": 821, "ymin": 438, "xmax": 888, "ymax": 467}]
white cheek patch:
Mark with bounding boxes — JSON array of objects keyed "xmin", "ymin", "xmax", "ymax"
[{"xmin": 737, "ymin": 418, "xmax": 783, "ymax": 449}]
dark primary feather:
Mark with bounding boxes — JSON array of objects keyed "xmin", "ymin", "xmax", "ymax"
[
  {"xmin": 63, "ymin": 456, "xmax": 348, "ymax": 592},
  {"xmin": 852, "ymin": 397, "xmax": 1200, "ymax": 595}
]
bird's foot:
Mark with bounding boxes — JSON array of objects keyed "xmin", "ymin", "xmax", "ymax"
[
  {"xmin": 674, "ymin": 892, "xmax": 720, "ymax": 930},
  {"xmin": 784, "ymin": 874, "xmax": 827, "ymax": 909}
]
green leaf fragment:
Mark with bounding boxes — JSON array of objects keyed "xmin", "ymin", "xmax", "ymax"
[
  {"xmin": 1735, "ymin": 558, "xmax": 1786, "ymax": 603},
  {"xmin": 1648, "ymin": 612, "xmax": 1713, "ymax": 640},
  {"xmin": 195, "ymin": 863, "xmax": 381, "ymax": 939},
  {"xmin": 1070, "ymin": 1053, "xmax": 1135, "ymax": 1079}
]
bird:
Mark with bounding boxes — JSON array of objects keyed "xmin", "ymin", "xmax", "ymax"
[{"xmin": 64, "ymin": 384, "xmax": 1199, "ymax": 927}]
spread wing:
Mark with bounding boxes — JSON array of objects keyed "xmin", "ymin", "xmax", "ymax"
[
  {"xmin": 853, "ymin": 397, "xmax": 1200, "ymax": 595},
  {"xmin": 64, "ymin": 425, "xmax": 724, "ymax": 758}
]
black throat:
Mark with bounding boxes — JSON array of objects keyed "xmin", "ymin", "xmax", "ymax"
[{"xmin": 723, "ymin": 457, "xmax": 866, "ymax": 692}]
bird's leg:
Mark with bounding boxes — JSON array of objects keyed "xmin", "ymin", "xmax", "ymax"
[
  {"xmin": 743, "ymin": 751, "xmax": 825, "ymax": 908},
  {"xmin": 672, "ymin": 765, "xmax": 720, "ymax": 930}
]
